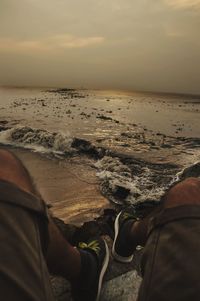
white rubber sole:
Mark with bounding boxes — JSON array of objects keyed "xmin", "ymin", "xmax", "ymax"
[
  {"xmin": 112, "ymin": 212, "xmax": 134, "ymax": 263},
  {"xmin": 96, "ymin": 240, "xmax": 109, "ymax": 301}
]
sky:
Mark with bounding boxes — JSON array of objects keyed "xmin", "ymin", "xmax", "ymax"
[{"xmin": 0, "ymin": 0, "xmax": 200, "ymax": 94}]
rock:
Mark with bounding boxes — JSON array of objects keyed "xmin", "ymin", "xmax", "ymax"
[
  {"xmin": 97, "ymin": 115, "xmax": 113, "ymax": 121},
  {"xmin": 51, "ymin": 269, "xmax": 142, "ymax": 301},
  {"xmin": 51, "ymin": 276, "xmax": 72, "ymax": 301},
  {"xmin": 0, "ymin": 120, "xmax": 8, "ymax": 125},
  {"xmin": 101, "ymin": 270, "xmax": 141, "ymax": 301},
  {"xmin": 179, "ymin": 162, "xmax": 200, "ymax": 180},
  {"xmin": 161, "ymin": 144, "xmax": 172, "ymax": 148},
  {"xmin": 47, "ymin": 88, "xmax": 85, "ymax": 99},
  {"xmin": 183, "ymin": 138, "xmax": 200, "ymax": 148},
  {"xmin": 0, "ymin": 125, "xmax": 10, "ymax": 132},
  {"xmin": 113, "ymin": 185, "xmax": 130, "ymax": 201},
  {"xmin": 71, "ymin": 138, "xmax": 106, "ymax": 159}
]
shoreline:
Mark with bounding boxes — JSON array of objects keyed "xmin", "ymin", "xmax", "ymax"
[{"xmin": 2, "ymin": 145, "xmax": 110, "ymax": 225}]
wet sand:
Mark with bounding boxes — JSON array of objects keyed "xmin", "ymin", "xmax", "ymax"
[{"xmin": 5, "ymin": 146, "xmax": 110, "ymax": 225}]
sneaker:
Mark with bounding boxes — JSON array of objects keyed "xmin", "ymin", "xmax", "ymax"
[
  {"xmin": 112, "ymin": 208, "xmax": 139, "ymax": 263},
  {"xmin": 73, "ymin": 237, "xmax": 109, "ymax": 301}
]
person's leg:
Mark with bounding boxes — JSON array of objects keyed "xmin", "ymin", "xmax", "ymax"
[
  {"xmin": 163, "ymin": 177, "xmax": 200, "ymax": 208},
  {"xmin": 46, "ymin": 218, "xmax": 81, "ymax": 282},
  {"xmin": 46, "ymin": 217, "xmax": 109, "ymax": 301},
  {"xmin": 0, "ymin": 149, "xmax": 109, "ymax": 301},
  {"xmin": 0, "ymin": 150, "xmax": 84, "ymax": 282},
  {"xmin": 137, "ymin": 178, "xmax": 200, "ymax": 301},
  {"xmin": 0, "ymin": 149, "xmax": 38, "ymax": 194},
  {"xmin": 0, "ymin": 149, "xmax": 55, "ymax": 301},
  {"xmin": 131, "ymin": 177, "xmax": 200, "ymax": 245},
  {"xmin": 113, "ymin": 177, "xmax": 200, "ymax": 300},
  {"xmin": 113, "ymin": 177, "xmax": 200, "ymax": 262}
]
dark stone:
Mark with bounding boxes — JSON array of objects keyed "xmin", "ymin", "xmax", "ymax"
[
  {"xmin": 0, "ymin": 120, "xmax": 8, "ymax": 125},
  {"xmin": 161, "ymin": 144, "xmax": 172, "ymax": 148},
  {"xmin": 53, "ymin": 208, "xmax": 117, "ymax": 246},
  {"xmin": 96, "ymin": 115, "xmax": 113, "ymax": 121},
  {"xmin": 49, "ymin": 88, "xmax": 75, "ymax": 92},
  {"xmin": 71, "ymin": 138, "xmax": 106, "ymax": 159},
  {"xmin": 179, "ymin": 162, "xmax": 200, "ymax": 180},
  {"xmin": 113, "ymin": 185, "xmax": 130, "ymax": 201},
  {"xmin": 0, "ymin": 125, "xmax": 10, "ymax": 132},
  {"xmin": 71, "ymin": 138, "xmax": 92, "ymax": 149}
]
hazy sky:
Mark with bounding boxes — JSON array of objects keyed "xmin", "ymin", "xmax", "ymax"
[{"xmin": 0, "ymin": 0, "xmax": 200, "ymax": 94}]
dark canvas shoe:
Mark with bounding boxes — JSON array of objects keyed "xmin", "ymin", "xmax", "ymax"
[
  {"xmin": 73, "ymin": 238, "xmax": 109, "ymax": 301},
  {"xmin": 112, "ymin": 208, "xmax": 139, "ymax": 263}
]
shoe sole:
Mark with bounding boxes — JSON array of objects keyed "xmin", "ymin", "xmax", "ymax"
[
  {"xmin": 112, "ymin": 212, "xmax": 134, "ymax": 263},
  {"xmin": 96, "ymin": 239, "xmax": 109, "ymax": 301}
]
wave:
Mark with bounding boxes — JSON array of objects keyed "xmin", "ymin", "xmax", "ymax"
[
  {"xmin": 95, "ymin": 156, "xmax": 200, "ymax": 205},
  {"xmin": 0, "ymin": 123, "xmax": 199, "ymax": 206},
  {"xmin": 95, "ymin": 156, "xmax": 178, "ymax": 205},
  {"xmin": 0, "ymin": 125, "xmax": 72, "ymax": 155},
  {"xmin": 0, "ymin": 124, "xmax": 107, "ymax": 158}
]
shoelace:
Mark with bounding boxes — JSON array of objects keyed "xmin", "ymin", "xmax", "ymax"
[{"xmin": 78, "ymin": 240, "xmax": 100, "ymax": 255}]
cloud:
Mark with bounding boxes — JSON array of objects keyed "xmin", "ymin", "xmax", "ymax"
[
  {"xmin": 166, "ymin": 31, "xmax": 185, "ymax": 37},
  {"xmin": 164, "ymin": 0, "xmax": 200, "ymax": 9},
  {"xmin": 53, "ymin": 35, "xmax": 104, "ymax": 49},
  {"xmin": 0, "ymin": 34, "xmax": 105, "ymax": 52}
]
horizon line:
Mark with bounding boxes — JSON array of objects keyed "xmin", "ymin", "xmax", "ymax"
[{"xmin": 0, "ymin": 84, "xmax": 200, "ymax": 98}]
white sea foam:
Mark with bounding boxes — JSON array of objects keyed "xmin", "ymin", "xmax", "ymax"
[
  {"xmin": 95, "ymin": 156, "xmax": 177, "ymax": 204},
  {"xmin": 0, "ymin": 125, "xmax": 72, "ymax": 154}
]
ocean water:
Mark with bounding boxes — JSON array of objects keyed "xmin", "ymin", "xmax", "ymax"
[{"xmin": 0, "ymin": 87, "xmax": 200, "ymax": 206}]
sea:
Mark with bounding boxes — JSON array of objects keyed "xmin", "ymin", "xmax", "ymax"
[{"xmin": 0, "ymin": 87, "xmax": 200, "ymax": 209}]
